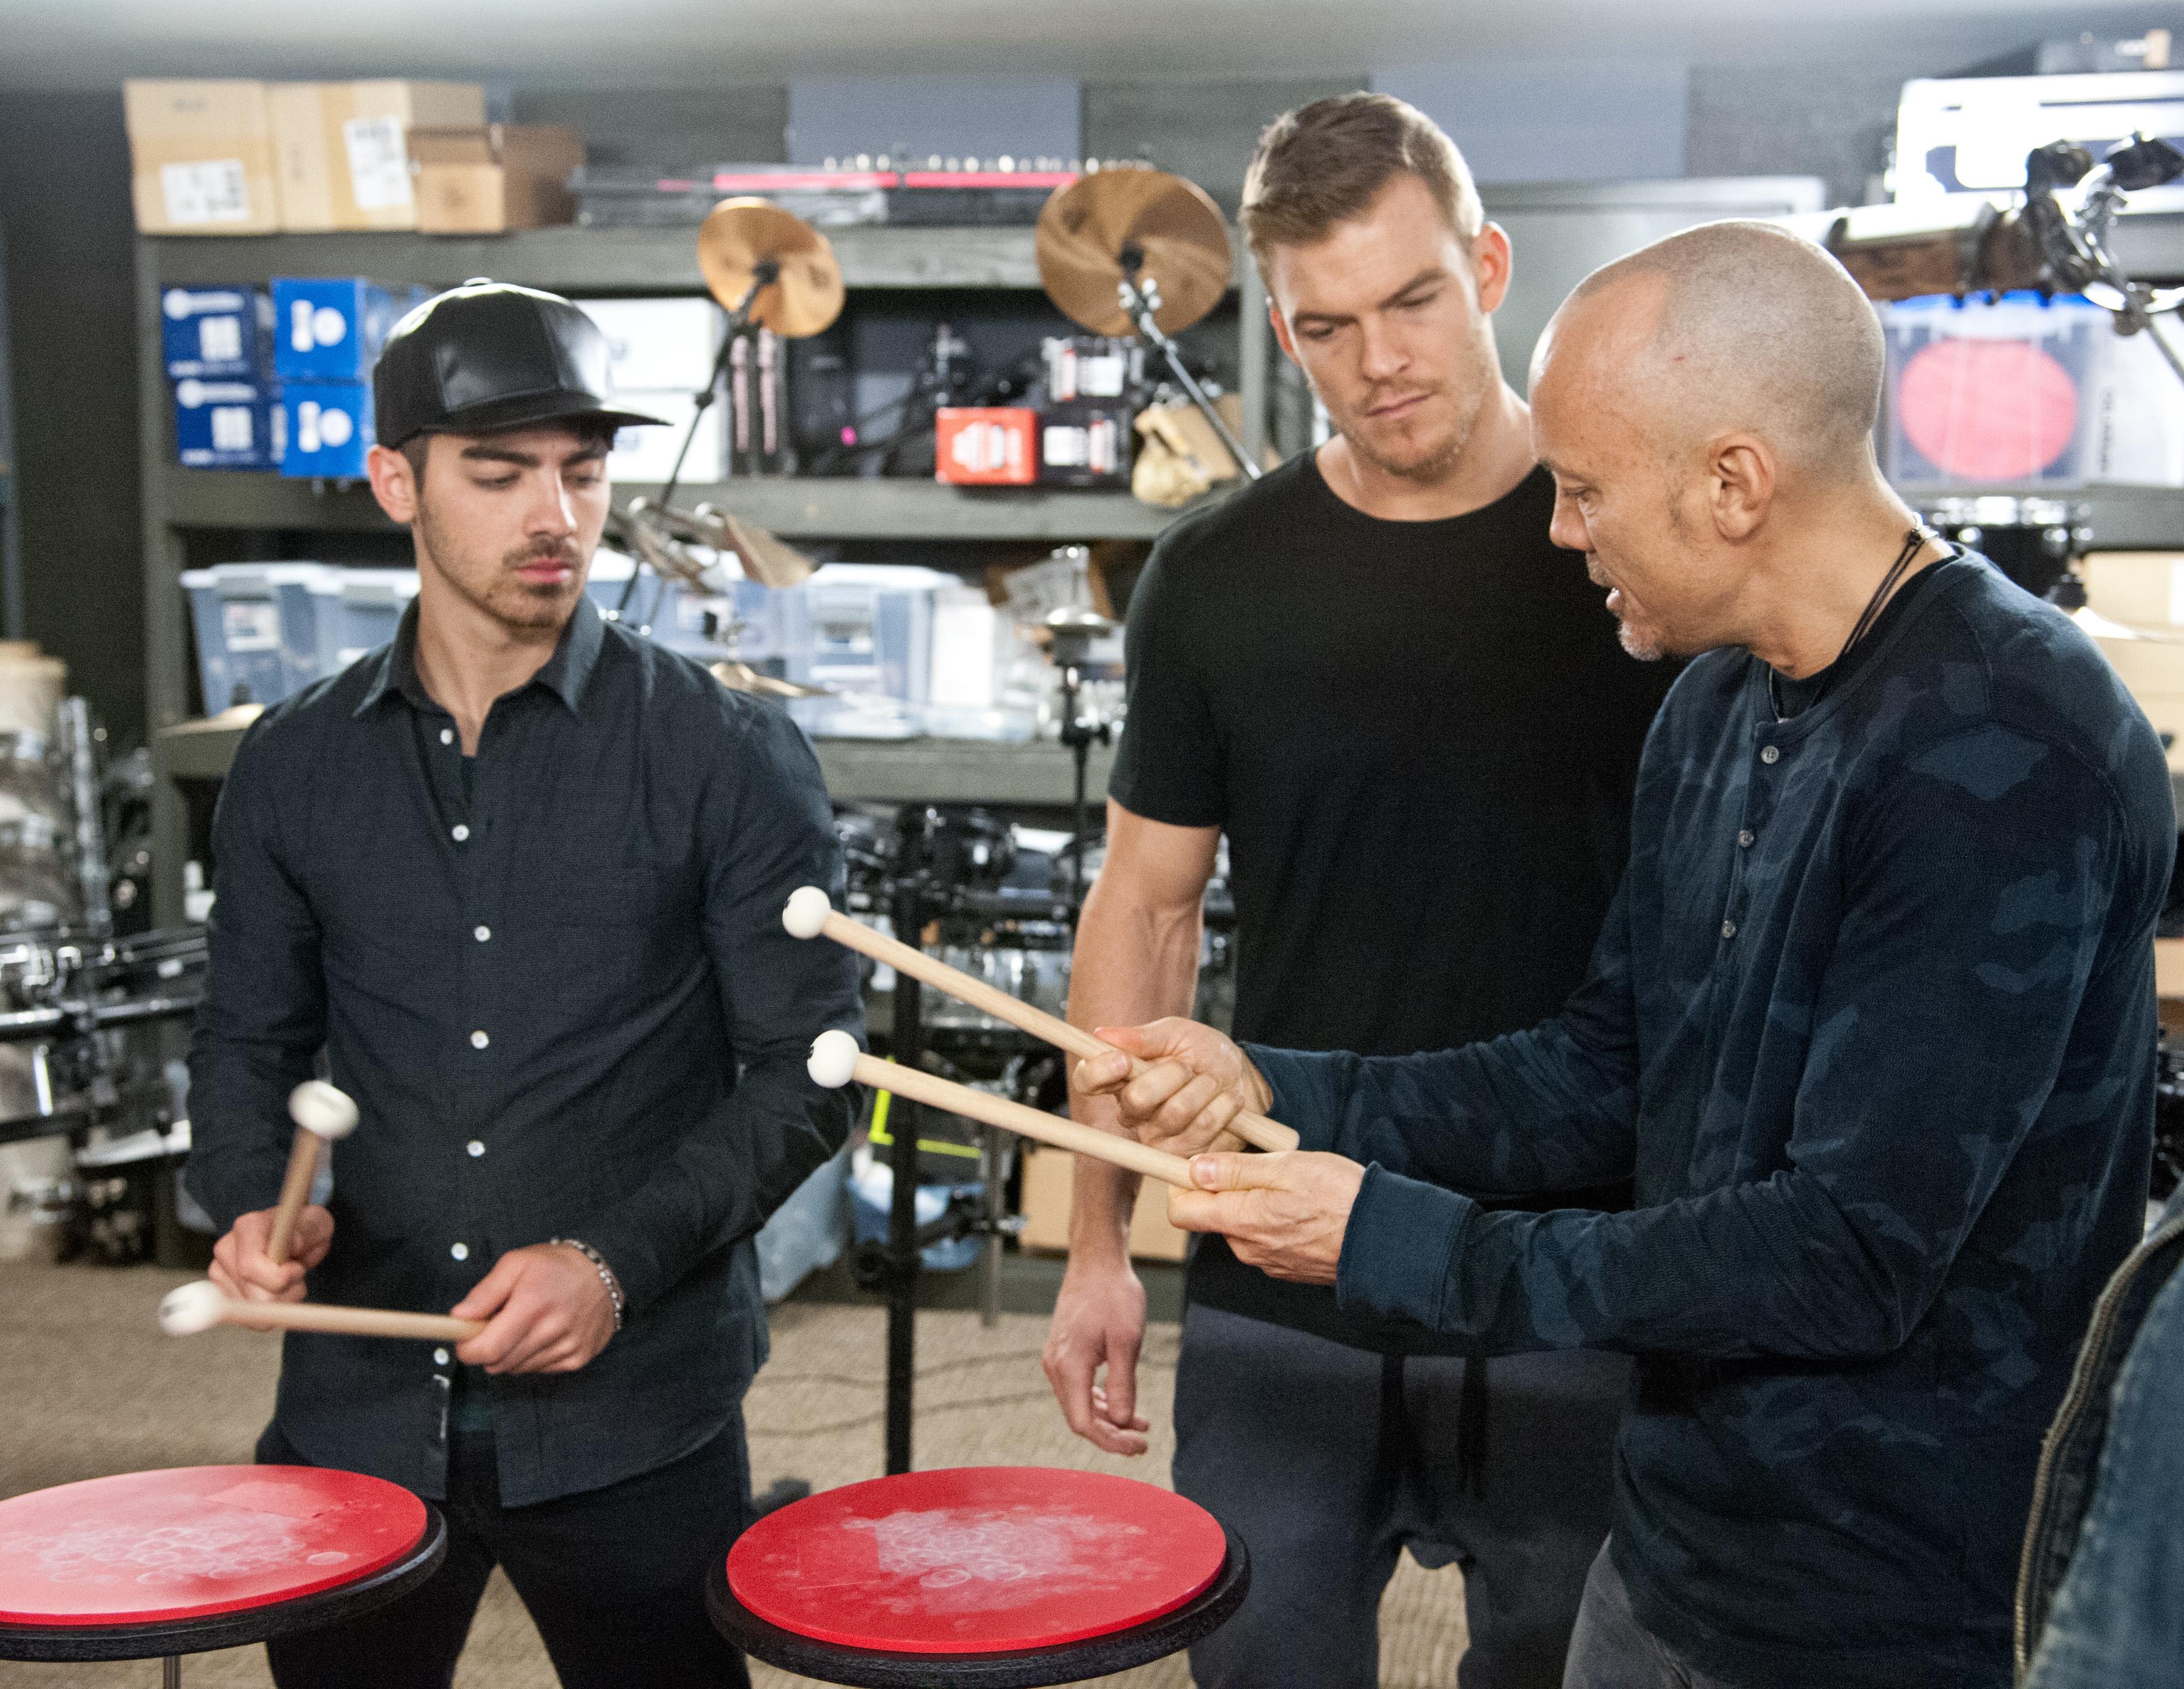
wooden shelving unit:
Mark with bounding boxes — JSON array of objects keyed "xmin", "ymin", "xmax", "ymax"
[{"xmin": 139, "ymin": 222, "xmax": 1271, "ymax": 920}]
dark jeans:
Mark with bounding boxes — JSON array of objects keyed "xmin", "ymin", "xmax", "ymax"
[
  {"xmin": 257, "ymin": 1412, "xmax": 753, "ymax": 1689},
  {"xmin": 1562, "ymin": 1544, "xmax": 1741, "ymax": 1689},
  {"xmin": 1174, "ymin": 1304, "xmax": 1627, "ymax": 1689}
]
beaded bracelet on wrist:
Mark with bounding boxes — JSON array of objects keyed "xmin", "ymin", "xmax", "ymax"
[{"xmin": 551, "ymin": 1237, "xmax": 626, "ymax": 1331}]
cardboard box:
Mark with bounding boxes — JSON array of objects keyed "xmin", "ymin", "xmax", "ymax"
[
  {"xmin": 410, "ymin": 125, "xmax": 583, "ymax": 234},
  {"xmin": 578, "ymin": 297, "xmax": 724, "ymax": 393},
  {"xmin": 172, "ymin": 378, "xmax": 284, "ymax": 470},
  {"xmin": 124, "ymin": 80, "xmax": 281, "ymax": 235},
  {"xmin": 2084, "ymin": 552, "xmax": 2184, "ymax": 630},
  {"xmin": 161, "ymin": 287, "xmax": 274, "ymax": 379},
  {"xmin": 270, "ymin": 81, "xmax": 486, "ymax": 231},
  {"xmin": 271, "ymin": 277, "xmax": 427, "ymax": 383},
  {"xmin": 1017, "ymin": 1144, "xmax": 1187, "ymax": 1263},
  {"xmin": 279, "ymin": 381, "xmax": 373, "ymax": 480},
  {"xmin": 936, "ymin": 407, "xmax": 1036, "ymax": 485},
  {"xmin": 607, "ymin": 390, "xmax": 722, "ymax": 485}
]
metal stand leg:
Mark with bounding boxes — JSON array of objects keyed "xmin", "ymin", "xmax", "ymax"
[
  {"xmin": 884, "ymin": 870, "xmax": 926, "ymax": 1477},
  {"xmin": 163, "ymin": 1655, "xmax": 181, "ymax": 1688}
]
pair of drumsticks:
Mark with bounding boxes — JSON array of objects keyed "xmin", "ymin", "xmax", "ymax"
[{"xmin": 159, "ymin": 889, "xmax": 1295, "ymax": 1345}]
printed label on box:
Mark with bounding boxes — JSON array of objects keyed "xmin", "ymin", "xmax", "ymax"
[
  {"xmin": 343, "ymin": 115, "xmax": 413, "ymax": 211},
  {"xmin": 208, "ymin": 405, "xmax": 255, "ymax": 453},
  {"xmin": 222, "ymin": 600, "xmax": 281, "ymax": 653},
  {"xmin": 198, "ymin": 316, "xmax": 243, "ymax": 364},
  {"xmin": 160, "ymin": 159, "xmax": 252, "ymax": 226}
]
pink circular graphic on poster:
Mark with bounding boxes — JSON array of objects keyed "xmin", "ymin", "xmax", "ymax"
[{"xmin": 1897, "ymin": 338, "xmax": 2079, "ymax": 481}]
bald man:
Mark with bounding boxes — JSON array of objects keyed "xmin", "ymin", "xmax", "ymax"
[{"xmin": 1077, "ymin": 221, "xmax": 2175, "ymax": 1688}]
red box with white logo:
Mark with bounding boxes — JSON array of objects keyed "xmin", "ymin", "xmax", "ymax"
[{"xmin": 936, "ymin": 407, "xmax": 1037, "ymax": 485}]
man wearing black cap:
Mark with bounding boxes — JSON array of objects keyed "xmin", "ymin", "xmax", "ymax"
[{"xmin": 186, "ymin": 281, "xmax": 864, "ymax": 1688}]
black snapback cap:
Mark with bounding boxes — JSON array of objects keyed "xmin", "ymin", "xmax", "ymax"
[{"xmin": 372, "ymin": 279, "xmax": 666, "ymax": 449}]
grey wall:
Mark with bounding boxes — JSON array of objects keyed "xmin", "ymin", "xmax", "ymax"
[
  {"xmin": 1687, "ymin": 62, "xmax": 1915, "ymax": 208},
  {"xmin": 0, "ymin": 90, "xmax": 145, "ymax": 748},
  {"xmin": 1083, "ymin": 78, "xmax": 1364, "ymax": 213}
]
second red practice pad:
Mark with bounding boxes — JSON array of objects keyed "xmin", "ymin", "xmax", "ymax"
[
  {"xmin": 0, "ymin": 1466, "xmax": 427, "ymax": 1628},
  {"xmin": 726, "ymin": 1467, "xmax": 1229, "ymax": 1655}
]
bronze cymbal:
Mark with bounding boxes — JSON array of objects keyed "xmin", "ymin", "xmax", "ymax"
[
  {"xmin": 1036, "ymin": 168, "xmax": 1233, "ymax": 337},
  {"xmin": 696, "ymin": 198, "xmax": 845, "ymax": 338}
]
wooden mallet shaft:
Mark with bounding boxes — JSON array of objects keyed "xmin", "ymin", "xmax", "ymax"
[
  {"xmin": 810, "ymin": 1034, "xmax": 1196, "ymax": 1188},
  {"xmin": 266, "ymin": 1082, "xmax": 360, "ymax": 1267},
  {"xmin": 159, "ymin": 1281, "xmax": 485, "ymax": 1343},
  {"xmin": 786, "ymin": 889, "xmax": 1299, "ymax": 1154}
]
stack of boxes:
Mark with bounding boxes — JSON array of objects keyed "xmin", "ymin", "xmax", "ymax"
[
  {"xmin": 162, "ymin": 287, "xmax": 280, "ymax": 470},
  {"xmin": 164, "ymin": 277, "xmax": 427, "ymax": 476},
  {"xmin": 272, "ymin": 277, "xmax": 427, "ymax": 480},
  {"xmin": 125, "ymin": 79, "xmax": 580, "ymax": 238}
]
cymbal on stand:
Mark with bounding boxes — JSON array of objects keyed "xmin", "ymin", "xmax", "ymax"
[
  {"xmin": 1036, "ymin": 169, "xmax": 1232, "ymax": 337},
  {"xmin": 696, "ymin": 198, "xmax": 846, "ymax": 337}
]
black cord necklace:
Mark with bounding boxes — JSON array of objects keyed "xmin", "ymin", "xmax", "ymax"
[{"xmin": 1769, "ymin": 525, "xmax": 1937, "ymax": 720}]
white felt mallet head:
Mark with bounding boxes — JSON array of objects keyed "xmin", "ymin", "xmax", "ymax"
[
  {"xmin": 158, "ymin": 1279, "xmax": 228, "ymax": 1337},
  {"xmin": 808, "ymin": 1029, "xmax": 861, "ymax": 1089},
  {"xmin": 288, "ymin": 1080, "xmax": 359, "ymax": 1141},
  {"xmin": 782, "ymin": 886, "xmax": 833, "ymax": 940}
]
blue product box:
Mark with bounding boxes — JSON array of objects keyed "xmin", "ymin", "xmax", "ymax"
[
  {"xmin": 161, "ymin": 287, "xmax": 273, "ymax": 379},
  {"xmin": 172, "ymin": 378, "xmax": 284, "ymax": 470},
  {"xmin": 271, "ymin": 277, "xmax": 430, "ymax": 382},
  {"xmin": 279, "ymin": 381, "xmax": 374, "ymax": 480}
]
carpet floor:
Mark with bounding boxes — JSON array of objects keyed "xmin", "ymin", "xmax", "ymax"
[{"xmin": 0, "ymin": 1262, "xmax": 1467, "ymax": 1687}]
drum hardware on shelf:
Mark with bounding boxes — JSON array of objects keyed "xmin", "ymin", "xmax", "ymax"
[
  {"xmin": 1918, "ymin": 496, "xmax": 2086, "ymax": 600},
  {"xmin": 1829, "ymin": 133, "xmax": 2184, "ymax": 391},
  {"xmin": 1036, "ymin": 166, "xmax": 1259, "ymax": 480}
]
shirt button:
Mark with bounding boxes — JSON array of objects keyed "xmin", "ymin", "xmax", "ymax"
[
  {"xmin": 439, "ymin": 728, "xmax": 454, "ymax": 747},
  {"xmin": 433, "ymin": 1347, "xmax": 450, "ymax": 1365},
  {"xmin": 1722, "ymin": 920, "xmax": 1738, "ymax": 939},
  {"xmin": 1738, "ymin": 829, "xmax": 1755, "ymax": 848},
  {"xmin": 451, "ymin": 824, "xmax": 471, "ymax": 842},
  {"xmin": 473, "ymin": 925, "xmax": 491, "ymax": 942},
  {"xmin": 470, "ymin": 1030, "xmax": 489, "ymax": 1050},
  {"xmin": 450, "ymin": 1242, "xmax": 470, "ymax": 1261},
  {"xmin": 467, "ymin": 1140, "xmax": 485, "ymax": 1158},
  {"xmin": 1759, "ymin": 745, "xmax": 1780, "ymax": 764}
]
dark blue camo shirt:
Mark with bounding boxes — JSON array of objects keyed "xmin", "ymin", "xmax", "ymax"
[{"xmin": 1257, "ymin": 557, "xmax": 2174, "ymax": 1687}]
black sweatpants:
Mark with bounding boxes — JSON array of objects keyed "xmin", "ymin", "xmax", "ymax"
[
  {"xmin": 257, "ymin": 1412, "xmax": 752, "ymax": 1689},
  {"xmin": 1175, "ymin": 1304, "xmax": 1627, "ymax": 1689}
]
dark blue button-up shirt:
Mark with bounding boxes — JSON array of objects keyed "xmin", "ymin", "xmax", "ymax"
[
  {"xmin": 186, "ymin": 598, "xmax": 863, "ymax": 1506},
  {"xmin": 1259, "ymin": 558, "xmax": 2174, "ymax": 1687}
]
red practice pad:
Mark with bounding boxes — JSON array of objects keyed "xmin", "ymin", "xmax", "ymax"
[
  {"xmin": 0, "ymin": 1467, "xmax": 427, "ymax": 1628},
  {"xmin": 726, "ymin": 1467, "xmax": 1228, "ymax": 1657}
]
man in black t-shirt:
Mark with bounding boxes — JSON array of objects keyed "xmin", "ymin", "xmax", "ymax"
[{"xmin": 1038, "ymin": 96, "xmax": 1675, "ymax": 1688}]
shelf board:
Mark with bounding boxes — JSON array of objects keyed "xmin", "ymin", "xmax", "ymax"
[
  {"xmin": 159, "ymin": 468, "xmax": 1196, "ymax": 541},
  {"xmin": 148, "ymin": 224, "xmax": 1250, "ymax": 295},
  {"xmin": 159, "ymin": 714, "xmax": 1115, "ymax": 806},
  {"xmin": 1904, "ymin": 484, "xmax": 2184, "ymax": 552}
]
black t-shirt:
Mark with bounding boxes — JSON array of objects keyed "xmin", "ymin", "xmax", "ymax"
[{"xmin": 1109, "ymin": 451, "xmax": 1677, "ymax": 1350}]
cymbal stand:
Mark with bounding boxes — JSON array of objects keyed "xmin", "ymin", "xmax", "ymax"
[
  {"xmin": 1116, "ymin": 241, "xmax": 1261, "ymax": 481},
  {"xmin": 619, "ymin": 261, "xmax": 781, "ymax": 622}
]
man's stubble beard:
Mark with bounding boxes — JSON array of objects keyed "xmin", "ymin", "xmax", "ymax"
[
  {"xmin": 415, "ymin": 498, "xmax": 582, "ymax": 637},
  {"xmin": 1331, "ymin": 329, "xmax": 1496, "ymax": 483}
]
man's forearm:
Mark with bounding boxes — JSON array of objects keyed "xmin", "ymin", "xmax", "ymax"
[{"xmin": 1065, "ymin": 884, "xmax": 1204, "ymax": 1260}]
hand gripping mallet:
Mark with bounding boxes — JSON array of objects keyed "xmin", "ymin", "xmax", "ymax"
[
  {"xmin": 158, "ymin": 1281, "xmax": 486, "ymax": 1344},
  {"xmin": 784, "ymin": 887, "xmax": 1299, "ymax": 1153},
  {"xmin": 266, "ymin": 1080, "xmax": 360, "ymax": 1266},
  {"xmin": 806, "ymin": 1030, "xmax": 1196, "ymax": 1188}
]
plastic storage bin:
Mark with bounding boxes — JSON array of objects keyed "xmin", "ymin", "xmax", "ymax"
[
  {"xmin": 336, "ymin": 569, "xmax": 420, "ymax": 664},
  {"xmin": 182, "ymin": 562, "xmax": 347, "ymax": 710}
]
